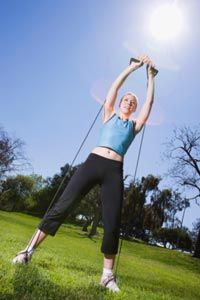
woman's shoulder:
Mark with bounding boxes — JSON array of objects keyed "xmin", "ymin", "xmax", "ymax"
[{"xmin": 103, "ymin": 110, "xmax": 117, "ymax": 124}]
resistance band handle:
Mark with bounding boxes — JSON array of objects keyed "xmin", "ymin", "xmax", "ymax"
[{"xmin": 129, "ymin": 57, "xmax": 158, "ymax": 76}]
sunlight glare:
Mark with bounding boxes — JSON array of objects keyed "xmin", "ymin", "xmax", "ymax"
[{"xmin": 149, "ymin": 3, "xmax": 184, "ymax": 41}]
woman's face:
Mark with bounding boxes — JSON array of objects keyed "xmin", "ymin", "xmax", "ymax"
[{"xmin": 119, "ymin": 94, "xmax": 137, "ymax": 115}]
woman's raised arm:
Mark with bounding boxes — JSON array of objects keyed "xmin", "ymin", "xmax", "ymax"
[
  {"xmin": 103, "ymin": 55, "xmax": 148, "ymax": 121},
  {"xmin": 134, "ymin": 59, "xmax": 156, "ymax": 134}
]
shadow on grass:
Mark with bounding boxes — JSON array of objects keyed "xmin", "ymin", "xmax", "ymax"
[
  {"xmin": 1, "ymin": 264, "xmax": 106, "ymax": 300},
  {"xmin": 77, "ymin": 233, "xmax": 99, "ymax": 243},
  {"xmin": 36, "ymin": 256, "xmax": 99, "ymax": 276}
]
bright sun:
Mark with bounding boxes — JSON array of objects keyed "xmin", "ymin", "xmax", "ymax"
[{"xmin": 149, "ymin": 3, "xmax": 184, "ymax": 41}]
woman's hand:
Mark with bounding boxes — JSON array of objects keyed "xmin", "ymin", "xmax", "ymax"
[
  {"xmin": 146, "ymin": 58, "xmax": 157, "ymax": 78},
  {"xmin": 130, "ymin": 54, "xmax": 149, "ymax": 71}
]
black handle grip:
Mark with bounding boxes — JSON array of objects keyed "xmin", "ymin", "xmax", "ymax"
[{"xmin": 129, "ymin": 57, "xmax": 158, "ymax": 76}]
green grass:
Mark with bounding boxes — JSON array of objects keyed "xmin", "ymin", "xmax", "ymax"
[{"xmin": 0, "ymin": 210, "xmax": 200, "ymax": 300}]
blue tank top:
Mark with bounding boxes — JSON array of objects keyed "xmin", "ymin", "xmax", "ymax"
[{"xmin": 97, "ymin": 113, "xmax": 136, "ymax": 156}]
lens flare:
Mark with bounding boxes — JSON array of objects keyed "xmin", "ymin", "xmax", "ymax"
[
  {"xmin": 90, "ymin": 79, "xmax": 107, "ymax": 105},
  {"xmin": 133, "ymin": 103, "xmax": 165, "ymax": 126}
]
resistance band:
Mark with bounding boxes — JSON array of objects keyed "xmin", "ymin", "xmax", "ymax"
[{"xmin": 23, "ymin": 58, "xmax": 157, "ymax": 281}]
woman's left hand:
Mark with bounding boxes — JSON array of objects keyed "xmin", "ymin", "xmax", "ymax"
[{"xmin": 146, "ymin": 59, "xmax": 156, "ymax": 78}]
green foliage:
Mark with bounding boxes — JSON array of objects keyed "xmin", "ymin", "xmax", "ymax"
[
  {"xmin": 0, "ymin": 171, "xmax": 195, "ymax": 249},
  {"xmin": 153, "ymin": 227, "xmax": 193, "ymax": 251},
  {"xmin": 122, "ymin": 175, "xmax": 175, "ymax": 240},
  {"xmin": 0, "ymin": 174, "xmax": 45, "ymax": 212},
  {"xmin": 1, "ymin": 211, "xmax": 200, "ymax": 300}
]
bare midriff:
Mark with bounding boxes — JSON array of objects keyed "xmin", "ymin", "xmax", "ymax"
[{"xmin": 91, "ymin": 146, "xmax": 123, "ymax": 162}]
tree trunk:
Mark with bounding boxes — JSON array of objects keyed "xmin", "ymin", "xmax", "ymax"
[
  {"xmin": 82, "ymin": 219, "xmax": 91, "ymax": 232},
  {"xmin": 194, "ymin": 228, "xmax": 200, "ymax": 259},
  {"xmin": 88, "ymin": 208, "xmax": 101, "ymax": 237}
]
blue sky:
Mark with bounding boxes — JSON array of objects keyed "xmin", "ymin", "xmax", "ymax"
[{"xmin": 0, "ymin": 0, "xmax": 199, "ymax": 229}]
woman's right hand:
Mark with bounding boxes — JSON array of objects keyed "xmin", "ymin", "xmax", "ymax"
[{"xmin": 130, "ymin": 54, "xmax": 150, "ymax": 70}]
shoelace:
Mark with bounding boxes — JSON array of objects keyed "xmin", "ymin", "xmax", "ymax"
[
  {"xmin": 17, "ymin": 249, "xmax": 33, "ymax": 263},
  {"xmin": 102, "ymin": 274, "xmax": 116, "ymax": 287}
]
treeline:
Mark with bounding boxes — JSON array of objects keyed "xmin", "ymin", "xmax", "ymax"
[
  {"xmin": 0, "ymin": 125, "xmax": 200, "ymax": 257},
  {"xmin": 0, "ymin": 169, "xmax": 197, "ymax": 253}
]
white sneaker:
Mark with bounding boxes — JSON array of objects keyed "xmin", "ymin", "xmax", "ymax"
[
  {"xmin": 99, "ymin": 274, "xmax": 120, "ymax": 292},
  {"xmin": 12, "ymin": 249, "xmax": 34, "ymax": 264}
]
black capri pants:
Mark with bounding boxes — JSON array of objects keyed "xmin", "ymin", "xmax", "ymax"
[{"xmin": 38, "ymin": 152, "xmax": 124, "ymax": 255}]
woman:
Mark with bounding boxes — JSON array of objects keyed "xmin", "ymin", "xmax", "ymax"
[{"xmin": 13, "ymin": 54, "xmax": 156, "ymax": 293}]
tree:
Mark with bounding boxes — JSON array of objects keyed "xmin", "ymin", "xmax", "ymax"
[
  {"xmin": 0, "ymin": 174, "xmax": 44, "ymax": 211},
  {"xmin": 122, "ymin": 173, "xmax": 191, "ymax": 243},
  {"xmin": 144, "ymin": 188, "xmax": 173, "ymax": 231},
  {"xmin": 29, "ymin": 163, "xmax": 79, "ymax": 217},
  {"xmin": 163, "ymin": 125, "xmax": 200, "ymax": 258},
  {"xmin": 0, "ymin": 126, "xmax": 30, "ymax": 182},
  {"xmin": 191, "ymin": 218, "xmax": 200, "ymax": 256},
  {"xmin": 153, "ymin": 227, "xmax": 192, "ymax": 251},
  {"xmin": 69, "ymin": 184, "xmax": 102, "ymax": 236},
  {"xmin": 121, "ymin": 174, "xmax": 161, "ymax": 240}
]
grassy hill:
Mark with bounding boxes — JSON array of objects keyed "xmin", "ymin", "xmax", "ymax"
[{"xmin": 0, "ymin": 210, "xmax": 200, "ymax": 300}]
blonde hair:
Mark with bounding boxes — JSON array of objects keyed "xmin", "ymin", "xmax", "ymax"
[{"xmin": 119, "ymin": 92, "xmax": 139, "ymax": 107}]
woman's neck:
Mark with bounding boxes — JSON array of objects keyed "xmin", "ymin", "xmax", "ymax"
[{"xmin": 118, "ymin": 112, "xmax": 130, "ymax": 121}]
